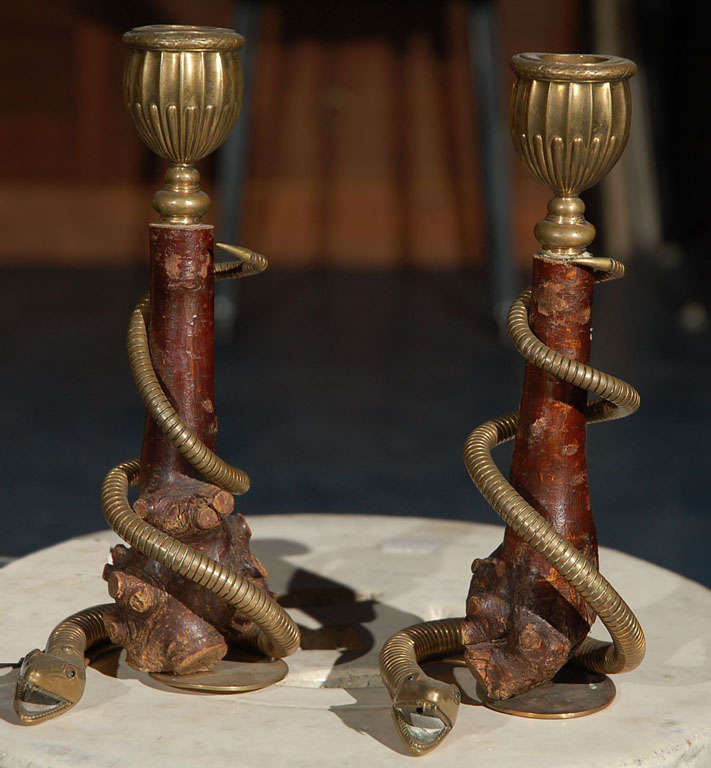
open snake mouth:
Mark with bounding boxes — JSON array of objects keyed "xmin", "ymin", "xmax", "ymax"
[
  {"xmin": 392, "ymin": 701, "xmax": 453, "ymax": 755},
  {"xmin": 13, "ymin": 651, "xmax": 76, "ymax": 725},
  {"xmin": 388, "ymin": 671, "xmax": 461, "ymax": 756}
]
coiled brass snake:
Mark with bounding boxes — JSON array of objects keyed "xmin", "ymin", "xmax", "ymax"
[
  {"xmin": 14, "ymin": 244, "xmax": 300, "ymax": 725},
  {"xmin": 379, "ymin": 255, "xmax": 646, "ymax": 755}
]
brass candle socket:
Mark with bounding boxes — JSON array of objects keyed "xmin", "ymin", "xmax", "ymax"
[
  {"xmin": 510, "ymin": 52, "xmax": 636, "ymax": 257},
  {"xmin": 123, "ymin": 25, "xmax": 245, "ymax": 223}
]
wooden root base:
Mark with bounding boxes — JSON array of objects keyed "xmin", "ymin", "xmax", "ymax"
[
  {"xmin": 462, "ymin": 547, "xmax": 591, "ymax": 700},
  {"xmin": 102, "ymin": 478, "xmax": 271, "ymax": 674}
]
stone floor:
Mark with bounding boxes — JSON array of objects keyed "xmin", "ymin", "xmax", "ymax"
[{"xmin": 2, "ymin": 258, "xmax": 709, "ymax": 585}]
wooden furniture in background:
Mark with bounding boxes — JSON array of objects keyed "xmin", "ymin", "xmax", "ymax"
[{"xmin": 1, "ymin": 0, "xmax": 578, "ymax": 269}]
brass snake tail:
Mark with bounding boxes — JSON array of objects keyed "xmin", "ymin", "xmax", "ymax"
[
  {"xmin": 16, "ymin": 246, "xmax": 299, "ymax": 724},
  {"xmin": 380, "ymin": 256, "xmax": 645, "ymax": 754}
]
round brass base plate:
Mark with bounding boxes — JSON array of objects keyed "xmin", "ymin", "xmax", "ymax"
[
  {"xmin": 478, "ymin": 666, "xmax": 616, "ymax": 719},
  {"xmin": 150, "ymin": 657, "xmax": 289, "ymax": 693}
]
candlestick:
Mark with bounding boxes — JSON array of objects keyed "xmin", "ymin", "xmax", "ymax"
[{"xmin": 379, "ymin": 52, "xmax": 644, "ymax": 755}]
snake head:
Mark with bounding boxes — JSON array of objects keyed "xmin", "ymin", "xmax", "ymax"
[
  {"xmin": 14, "ymin": 649, "xmax": 86, "ymax": 725},
  {"xmin": 392, "ymin": 674, "xmax": 461, "ymax": 755}
]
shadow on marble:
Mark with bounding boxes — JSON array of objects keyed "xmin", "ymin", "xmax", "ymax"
[
  {"xmin": 0, "ymin": 668, "xmax": 22, "ymax": 725},
  {"xmin": 253, "ymin": 536, "xmax": 432, "ymax": 687},
  {"xmin": 330, "ymin": 686, "xmax": 412, "ymax": 756},
  {"xmin": 280, "ymin": 565, "xmax": 377, "ymax": 674}
]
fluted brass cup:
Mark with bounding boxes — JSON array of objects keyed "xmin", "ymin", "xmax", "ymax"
[
  {"xmin": 123, "ymin": 25, "xmax": 244, "ymax": 224},
  {"xmin": 510, "ymin": 53, "xmax": 636, "ymax": 256}
]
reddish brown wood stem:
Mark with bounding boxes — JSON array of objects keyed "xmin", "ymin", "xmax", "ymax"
[
  {"xmin": 463, "ymin": 257, "xmax": 597, "ymax": 699},
  {"xmin": 139, "ymin": 224, "xmax": 217, "ymax": 493},
  {"xmin": 104, "ymin": 224, "xmax": 270, "ymax": 673}
]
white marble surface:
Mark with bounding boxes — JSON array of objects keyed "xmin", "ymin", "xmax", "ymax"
[{"xmin": 0, "ymin": 514, "xmax": 710, "ymax": 767}]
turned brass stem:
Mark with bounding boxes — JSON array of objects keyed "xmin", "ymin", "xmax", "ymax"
[
  {"xmin": 534, "ymin": 196, "xmax": 595, "ymax": 256},
  {"xmin": 152, "ymin": 165, "xmax": 211, "ymax": 225}
]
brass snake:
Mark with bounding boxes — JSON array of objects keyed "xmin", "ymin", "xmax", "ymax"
[
  {"xmin": 14, "ymin": 244, "xmax": 300, "ymax": 725},
  {"xmin": 379, "ymin": 255, "xmax": 646, "ymax": 755}
]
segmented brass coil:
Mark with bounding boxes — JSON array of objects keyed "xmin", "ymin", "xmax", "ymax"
[
  {"xmin": 380, "ymin": 619, "xmax": 463, "ymax": 698},
  {"xmin": 16, "ymin": 245, "xmax": 299, "ymax": 725},
  {"xmin": 126, "ymin": 244, "xmax": 270, "ymax": 496},
  {"xmin": 101, "ymin": 460, "xmax": 299, "ymax": 658},
  {"xmin": 46, "ymin": 605, "xmax": 111, "ymax": 659},
  {"xmin": 380, "ymin": 255, "xmax": 645, "ymax": 754}
]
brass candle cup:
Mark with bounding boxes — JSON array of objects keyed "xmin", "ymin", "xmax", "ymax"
[
  {"xmin": 123, "ymin": 25, "xmax": 245, "ymax": 223},
  {"xmin": 510, "ymin": 52, "xmax": 637, "ymax": 256}
]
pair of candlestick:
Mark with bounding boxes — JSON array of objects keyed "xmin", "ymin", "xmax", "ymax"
[{"xmin": 12, "ymin": 26, "xmax": 643, "ymax": 757}]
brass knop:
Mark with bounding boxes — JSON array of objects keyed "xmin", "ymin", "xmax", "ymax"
[
  {"xmin": 122, "ymin": 25, "xmax": 245, "ymax": 224},
  {"xmin": 510, "ymin": 53, "xmax": 636, "ymax": 257}
]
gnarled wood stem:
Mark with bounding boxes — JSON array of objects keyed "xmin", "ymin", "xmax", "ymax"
[
  {"xmin": 463, "ymin": 257, "xmax": 596, "ymax": 699},
  {"xmin": 103, "ymin": 224, "xmax": 269, "ymax": 673}
]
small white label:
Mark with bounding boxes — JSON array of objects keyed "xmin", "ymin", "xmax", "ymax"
[{"xmin": 379, "ymin": 538, "xmax": 440, "ymax": 555}]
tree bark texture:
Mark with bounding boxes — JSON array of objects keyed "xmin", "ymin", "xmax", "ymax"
[
  {"xmin": 463, "ymin": 257, "xmax": 597, "ymax": 699},
  {"xmin": 103, "ymin": 224, "xmax": 271, "ymax": 674}
]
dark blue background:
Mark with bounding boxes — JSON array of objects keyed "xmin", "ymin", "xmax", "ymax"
[{"xmin": 2, "ymin": 262, "xmax": 708, "ymax": 586}]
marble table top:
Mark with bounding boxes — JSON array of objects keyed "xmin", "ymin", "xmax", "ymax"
[{"xmin": 0, "ymin": 515, "xmax": 709, "ymax": 767}]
